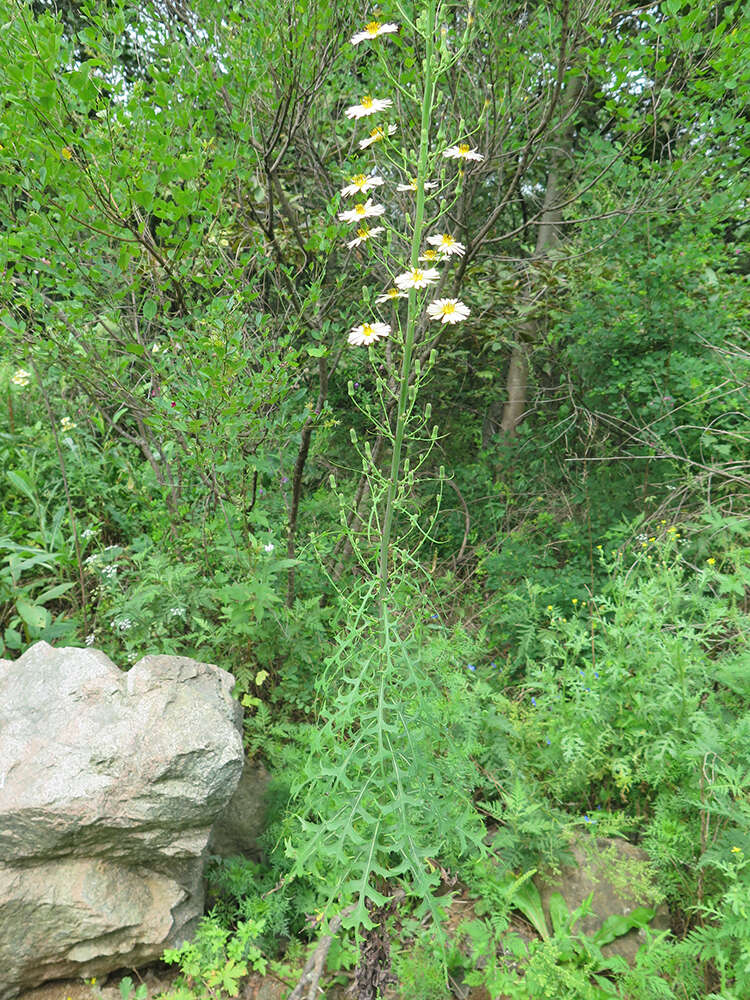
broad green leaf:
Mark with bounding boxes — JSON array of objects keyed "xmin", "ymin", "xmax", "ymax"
[{"xmin": 16, "ymin": 599, "xmax": 50, "ymax": 631}]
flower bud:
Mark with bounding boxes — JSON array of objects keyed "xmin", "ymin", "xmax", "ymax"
[
  {"xmin": 425, "ymin": 402, "xmax": 432, "ymax": 419},
  {"xmin": 350, "ymin": 428, "xmax": 358, "ymax": 444},
  {"xmin": 348, "ymin": 380, "xmax": 354, "ymax": 395}
]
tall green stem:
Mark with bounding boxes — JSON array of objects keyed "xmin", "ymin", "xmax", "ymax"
[{"xmin": 377, "ymin": 0, "xmax": 437, "ymax": 608}]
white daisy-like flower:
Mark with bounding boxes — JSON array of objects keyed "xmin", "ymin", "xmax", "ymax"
[
  {"xmin": 338, "ymin": 199, "xmax": 386, "ymax": 224},
  {"xmin": 350, "ymin": 21, "xmax": 399, "ymax": 45},
  {"xmin": 348, "ymin": 321, "xmax": 391, "ymax": 346},
  {"xmin": 427, "ymin": 233, "xmax": 466, "ymax": 256},
  {"xmin": 85, "ymin": 633, "xmax": 96, "ymax": 646},
  {"xmin": 263, "ymin": 542, "xmax": 275, "ymax": 553},
  {"xmin": 347, "ymin": 225, "xmax": 384, "ymax": 248},
  {"xmin": 60, "ymin": 416, "xmax": 77, "ymax": 432},
  {"xmin": 394, "ymin": 267, "xmax": 440, "ymax": 290},
  {"xmin": 443, "ymin": 143, "xmax": 484, "ymax": 161},
  {"xmin": 397, "ymin": 178, "xmax": 438, "ymax": 193},
  {"xmin": 419, "ymin": 249, "xmax": 443, "ymax": 263},
  {"xmin": 359, "ymin": 124, "xmax": 397, "ymax": 149},
  {"xmin": 345, "ymin": 96, "xmax": 393, "ymax": 120},
  {"xmin": 11, "ymin": 368, "xmax": 31, "ymax": 387},
  {"xmin": 341, "ymin": 173, "xmax": 384, "ymax": 197},
  {"xmin": 375, "ymin": 287, "xmax": 408, "ymax": 304},
  {"xmin": 427, "ymin": 298, "xmax": 470, "ymax": 324}
]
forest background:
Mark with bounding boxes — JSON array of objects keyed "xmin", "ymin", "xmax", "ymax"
[{"xmin": 1, "ymin": 0, "xmax": 749, "ymax": 997}]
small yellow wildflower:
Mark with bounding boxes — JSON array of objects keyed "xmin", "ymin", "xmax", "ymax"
[
  {"xmin": 572, "ymin": 598, "xmax": 578, "ymax": 604},
  {"xmin": 707, "ymin": 557, "xmax": 716, "ymax": 566},
  {"xmin": 61, "ymin": 146, "xmax": 73, "ymax": 160}
]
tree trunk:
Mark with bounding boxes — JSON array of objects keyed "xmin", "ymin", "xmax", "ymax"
[{"xmin": 496, "ymin": 76, "xmax": 583, "ymax": 438}]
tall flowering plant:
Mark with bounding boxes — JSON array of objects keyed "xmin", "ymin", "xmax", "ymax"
[{"xmin": 289, "ymin": 0, "xmax": 486, "ymax": 936}]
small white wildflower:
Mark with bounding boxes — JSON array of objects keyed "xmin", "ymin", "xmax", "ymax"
[
  {"xmin": 427, "ymin": 233, "xmax": 466, "ymax": 256},
  {"xmin": 85, "ymin": 633, "xmax": 95, "ymax": 646},
  {"xmin": 375, "ymin": 287, "xmax": 408, "ymax": 304},
  {"xmin": 426, "ymin": 298, "xmax": 471, "ymax": 324},
  {"xmin": 114, "ymin": 617, "xmax": 132, "ymax": 632},
  {"xmin": 394, "ymin": 267, "xmax": 440, "ymax": 290},
  {"xmin": 348, "ymin": 322, "xmax": 391, "ymax": 347},
  {"xmin": 397, "ymin": 178, "xmax": 438, "ymax": 193},
  {"xmin": 340, "ymin": 173, "xmax": 384, "ymax": 198},
  {"xmin": 443, "ymin": 143, "xmax": 484, "ymax": 161},
  {"xmin": 168, "ymin": 605, "xmax": 186, "ymax": 618},
  {"xmin": 60, "ymin": 416, "xmax": 77, "ymax": 432},
  {"xmin": 101, "ymin": 564, "xmax": 118, "ymax": 579},
  {"xmin": 263, "ymin": 542, "xmax": 275, "ymax": 553},
  {"xmin": 345, "ymin": 96, "xmax": 393, "ymax": 120},
  {"xmin": 347, "ymin": 225, "xmax": 384, "ymax": 248},
  {"xmin": 84, "ymin": 553, "xmax": 99, "ymax": 564},
  {"xmin": 338, "ymin": 199, "xmax": 386, "ymax": 224},
  {"xmin": 350, "ymin": 21, "xmax": 399, "ymax": 45},
  {"xmin": 81, "ymin": 528, "xmax": 95, "ymax": 540},
  {"xmin": 418, "ymin": 249, "xmax": 443, "ymax": 263},
  {"xmin": 151, "ymin": 343, "xmax": 161, "ymax": 354},
  {"xmin": 359, "ymin": 124, "xmax": 397, "ymax": 149},
  {"xmin": 11, "ymin": 369, "xmax": 32, "ymax": 387}
]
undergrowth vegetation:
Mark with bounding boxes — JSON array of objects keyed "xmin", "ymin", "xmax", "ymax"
[{"xmin": 2, "ymin": 0, "xmax": 749, "ymax": 997}]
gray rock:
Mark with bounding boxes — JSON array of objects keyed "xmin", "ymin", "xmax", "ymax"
[
  {"xmin": 0, "ymin": 642, "xmax": 244, "ymax": 1000},
  {"xmin": 208, "ymin": 757, "xmax": 270, "ymax": 859},
  {"xmin": 535, "ymin": 835, "xmax": 671, "ymax": 966}
]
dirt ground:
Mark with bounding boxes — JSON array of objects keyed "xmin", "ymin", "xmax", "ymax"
[{"xmin": 14, "ymin": 964, "xmax": 178, "ymax": 1000}]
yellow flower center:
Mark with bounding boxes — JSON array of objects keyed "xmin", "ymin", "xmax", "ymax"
[
  {"xmin": 361, "ymin": 324, "xmax": 375, "ymax": 338},
  {"xmin": 409, "ymin": 178, "xmax": 418, "ymax": 190},
  {"xmin": 351, "ymin": 173, "xmax": 367, "ymax": 186},
  {"xmin": 412, "ymin": 270, "xmax": 424, "ymax": 282},
  {"xmin": 356, "ymin": 227, "xmax": 369, "ymax": 239},
  {"xmin": 458, "ymin": 143, "xmax": 470, "ymax": 155},
  {"xmin": 369, "ymin": 126, "xmax": 384, "ymax": 139},
  {"xmin": 423, "ymin": 250, "xmax": 438, "ymax": 259},
  {"xmin": 355, "ymin": 204, "xmax": 367, "ymax": 216},
  {"xmin": 361, "ymin": 96, "xmax": 374, "ymax": 109},
  {"xmin": 387, "ymin": 288, "xmax": 399, "ymax": 298},
  {"xmin": 441, "ymin": 302, "xmax": 456, "ymax": 315},
  {"xmin": 365, "ymin": 21, "xmax": 381, "ymax": 34},
  {"xmin": 441, "ymin": 234, "xmax": 456, "ymax": 247}
]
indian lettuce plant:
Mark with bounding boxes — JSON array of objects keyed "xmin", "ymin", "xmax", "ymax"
[{"xmin": 285, "ymin": 0, "xmax": 487, "ymax": 945}]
